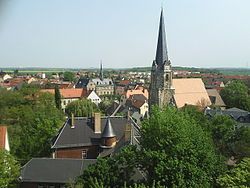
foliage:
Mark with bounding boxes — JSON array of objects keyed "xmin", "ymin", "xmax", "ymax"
[
  {"xmin": 0, "ymin": 85, "xmax": 64, "ymax": 164},
  {"xmin": 98, "ymin": 99, "xmax": 112, "ymax": 114},
  {"xmin": 209, "ymin": 115, "xmax": 235, "ymax": 156},
  {"xmin": 0, "ymin": 149, "xmax": 20, "ymax": 188},
  {"xmin": 217, "ymin": 157, "xmax": 250, "ymax": 188},
  {"xmin": 54, "ymin": 85, "xmax": 61, "ymax": 110},
  {"xmin": 77, "ymin": 146, "xmax": 138, "ymax": 188},
  {"xmin": 65, "ymin": 99, "xmax": 99, "ymax": 117},
  {"xmin": 140, "ymin": 106, "xmax": 224, "ymax": 187},
  {"xmin": 233, "ymin": 127, "xmax": 250, "ymax": 158},
  {"xmin": 220, "ymin": 80, "xmax": 250, "ymax": 111},
  {"xmin": 63, "ymin": 71, "xmax": 75, "ymax": 82}
]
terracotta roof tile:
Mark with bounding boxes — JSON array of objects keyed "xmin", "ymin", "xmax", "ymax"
[
  {"xmin": 41, "ymin": 88, "xmax": 87, "ymax": 99},
  {"xmin": 173, "ymin": 78, "xmax": 211, "ymax": 108}
]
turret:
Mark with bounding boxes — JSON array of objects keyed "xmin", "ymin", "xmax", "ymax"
[{"xmin": 100, "ymin": 118, "xmax": 116, "ymax": 148}]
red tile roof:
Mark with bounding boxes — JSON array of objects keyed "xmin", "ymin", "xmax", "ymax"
[{"xmin": 41, "ymin": 88, "xmax": 87, "ymax": 99}]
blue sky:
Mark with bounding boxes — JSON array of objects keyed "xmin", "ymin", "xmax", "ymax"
[{"xmin": 0, "ymin": 0, "xmax": 249, "ymax": 69}]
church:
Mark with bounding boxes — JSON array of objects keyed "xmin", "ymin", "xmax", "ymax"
[{"xmin": 149, "ymin": 9, "xmax": 211, "ymax": 109}]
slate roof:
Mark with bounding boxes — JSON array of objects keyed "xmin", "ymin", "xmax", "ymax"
[
  {"xmin": 75, "ymin": 78, "xmax": 90, "ymax": 88},
  {"xmin": 205, "ymin": 108, "xmax": 250, "ymax": 123},
  {"xmin": 52, "ymin": 117, "xmax": 127, "ymax": 149},
  {"xmin": 20, "ymin": 158, "xmax": 96, "ymax": 183},
  {"xmin": 155, "ymin": 9, "xmax": 168, "ymax": 67},
  {"xmin": 92, "ymin": 78, "xmax": 113, "ymax": 86}
]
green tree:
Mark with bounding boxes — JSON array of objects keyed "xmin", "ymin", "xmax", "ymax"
[
  {"xmin": 233, "ymin": 127, "xmax": 250, "ymax": 158},
  {"xmin": 220, "ymin": 80, "xmax": 250, "ymax": 111},
  {"xmin": 0, "ymin": 86, "xmax": 64, "ymax": 164},
  {"xmin": 0, "ymin": 149, "xmax": 20, "ymax": 188},
  {"xmin": 217, "ymin": 157, "xmax": 250, "ymax": 187},
  {"xmin": 98, "ymin": 99, "xmax": 112, "ymax": 114},
  {"xmin": 77, "ymin": 146, "xmax": 138, "ymax": 188},
  {"xmin": 54, "ymin": 85, "xmax": 61, "ymax": 110},
  {"xmin": 140, "ymin": 106, "xmax": 224, "ymax": 187},
  {"xmin": 63, "ymin": 71, "xmax": 75, "ymax": 82},
  {"xmin": 210, "ymin": 115, "xmax": 236, "ymax": 157},
  {"xmin": 65, "ymin": 99, "xmax": 99, "ymax": 117}
]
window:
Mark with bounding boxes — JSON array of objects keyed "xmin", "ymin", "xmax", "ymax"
[{"xmin": 82, "ymin": 150, "xmax": 87, "ymax": 159}]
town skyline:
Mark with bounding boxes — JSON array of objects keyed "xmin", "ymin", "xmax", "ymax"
[{"xmin": 0, "ymin": 0, "xmax": 250, "ymax": 69}]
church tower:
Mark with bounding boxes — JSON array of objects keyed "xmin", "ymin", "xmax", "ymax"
[{"xmin": 149, "ymin": 9, "xmax": 175, "ymax": 109}]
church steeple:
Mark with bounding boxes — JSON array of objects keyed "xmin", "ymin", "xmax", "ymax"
[
  {"xmin": 149, "ymin": 8, "xmax": 175, "ymax": 110},
  {"xmin": 99, "ymin": 61, "xmax": 103, "ymax": 80},
  {"xmin": 155, "ymin": 9, "xmax": 169, "ymax": 67}
]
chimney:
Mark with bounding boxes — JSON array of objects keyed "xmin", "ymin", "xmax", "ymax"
[
  {"xmin": 94, "ymin": 113, "xmax": 101, "ymax": 133},
  {"xmin": 71, "ymin": 113, "xmax": 75, "ymax": 129}
]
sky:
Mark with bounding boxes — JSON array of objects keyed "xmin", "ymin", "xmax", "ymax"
[{"xmin": 0, "ymin": 0, "xmax": 250, "ymax": 69}]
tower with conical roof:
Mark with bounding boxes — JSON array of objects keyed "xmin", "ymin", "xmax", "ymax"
[
  {"xmin": 100, "ymin": 117, "xmax": 117, "ymax": 148},
  {"xmin": 149, "ymin": 9, "xmax": 175, "ymax": 109}
]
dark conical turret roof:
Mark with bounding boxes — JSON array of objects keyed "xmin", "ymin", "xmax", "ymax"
[
  {"xmin": 155, "ymin": 9, "xmax": 169, "ymax": 67},
  {"xmin": 102, "ymin": 117, "xmax": 116, "ymax": 138}
]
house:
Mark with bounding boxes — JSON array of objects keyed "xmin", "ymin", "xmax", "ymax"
[
  {"xmin": 19, "ymin": 158, "xmax": 96, "ymax": 188},
  {"xmin": 125, "ymin": 94, "xmax": 149, "ymax": 117},
  {"xmin": 75, "ymin": 78, "xmax": 95, "ymax": 91},
  {"xmin": 41, "ymin": 88, "xmax": 87, "ymax": 111},
  {"xmin": 87, "ymin": 90, "xmax": 102, "ymax": 106},
  {"xmin": 125, "ymin": 85, "xmax": 149, "ymax": 100},
  {"xmin": 75, "ymin": 77, "xmax": 114, "ymax": 96},
  {"xmin": 2, "ymin": 73, "xmax": 12, "ymax": 81},
  {"xmin": 172, "ymin": 78, "xmax": 211, "ymax": 108},
  {"xmin": 206, "ymin": 89, "xmax": 226, "ymax": 109},
  {"xmin": 205, "ymin": 107, "xmax": 250, "ymax": 128},
  {"xmin": 0, "ymin": 126, "xmax": 10, "ymax": 151},
  {"xmin": 115, "ymin": 80, "xmax": 131, "ymax": 95},
  {"xmin": 51, "ymin": 114, "xmax": 129, "ymax": 159}
]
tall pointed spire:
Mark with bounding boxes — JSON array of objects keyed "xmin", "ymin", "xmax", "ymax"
[
  {"xmin": 155, "ymin": 9, "xmax": 169, "ymax": 67},
  {"xmin": 99, "ymin": 60, "xmax": 103, "ymax": 80}
]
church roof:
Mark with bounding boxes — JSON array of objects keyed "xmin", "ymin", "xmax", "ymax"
[
  {"xmin": 173, "ymin": 78, "xmax": 211, "ymax": 108},
  {"xmin": 155, "ymin": 9, "xmax": 169, "ymax": 67},
  {"xmin": 206, "ymin": 89, "xmax": 226, "ymax": 107}
]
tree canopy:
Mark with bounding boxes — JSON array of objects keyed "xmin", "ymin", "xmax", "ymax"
[
  {"xmin": 65, "ymin": 99, "xmax": 99, "ymax": 117},
  {"xmin": 54, "ymin": 85, "xmax": 61, "ymax": 110},
  {"xmin": 139, "ymin": 107, "xmax": 224, "ymax": 187},
  {"xmin": 218, "ymin": 157, "xmax": 250, "ymax": 187},
  {"xmin": 63, "ymin": 71, "xmax": 75, "ymax": 82},
  {"xmin": 220, "ymin": 80, "xmax": 250, "ymax": 111},
  {"xmin": 0, "ymin": 85, "xmax": 64, "ymax": 164},
  {"xmin": 0, "ymin": 149, "xmax": 20, "ymax": 188}
]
